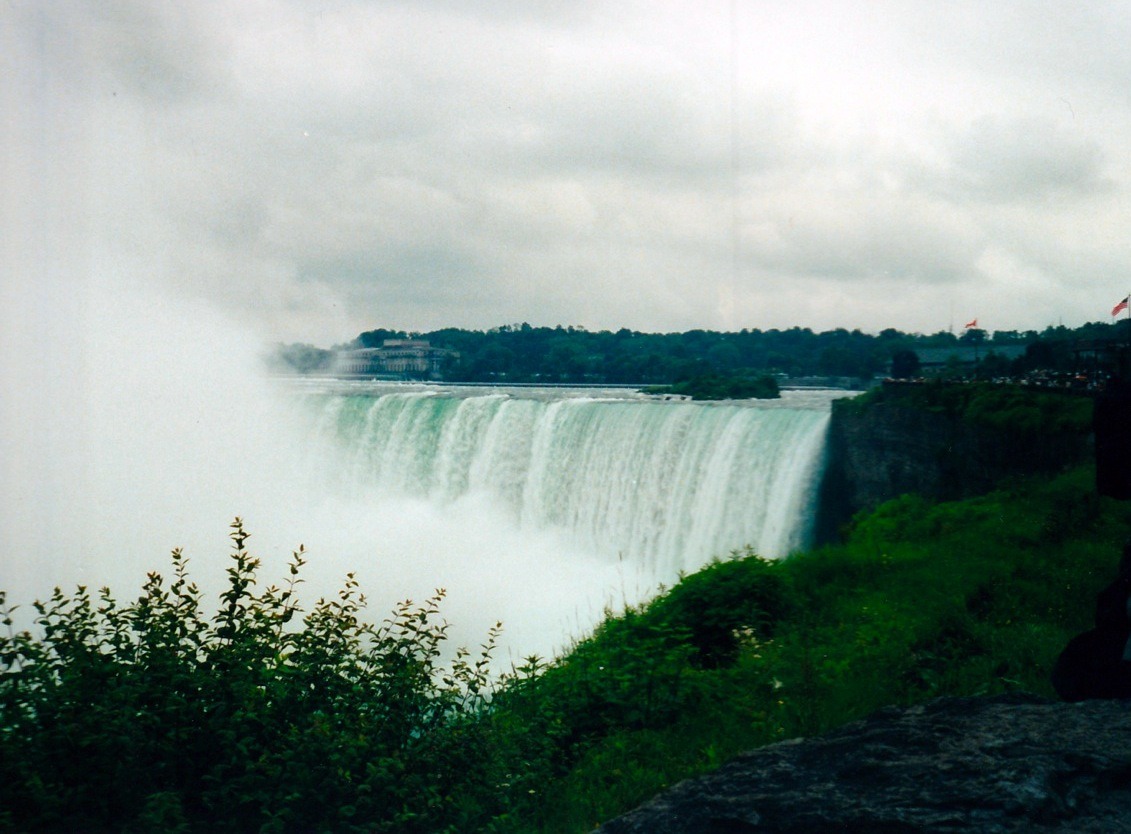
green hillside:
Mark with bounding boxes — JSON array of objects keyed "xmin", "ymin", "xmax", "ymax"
[{"xmin": 494, "ymin": 464, "xmax": 1130, "ymax": 831}]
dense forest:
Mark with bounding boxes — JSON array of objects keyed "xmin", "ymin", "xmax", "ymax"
[{"xmin": 271, "ymin": 319, "xmax": 1131, "ymax": 385}]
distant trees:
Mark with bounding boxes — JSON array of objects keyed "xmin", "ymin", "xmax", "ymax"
[
  {"xmin": 960, "ymin": 327, "xmax": 988, "ymax": 344},
  {"xmin": 890, "ymin": 349, "xmax": 921, "ymax": 379},
  {"xmin": 422, "ymin": 325, "xmax": 891, "ymax": 384},
  {"xmin": 356, "ymin": 328, "xmax": 408, "ymax": 348},
  {"xmin": 268, "ymin": 318, "xmax": 1131, "ymax": 385},
  {"xmin": 644, "ymin": 373, "xmax": 781, "ymax": 400}
]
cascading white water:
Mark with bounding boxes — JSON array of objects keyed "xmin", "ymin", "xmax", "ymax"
[
  {"xmin": 2, "ymin": 270, "xmax": 842, "ymax": 664},
  {"xmin": 296, "ymin": 383, "xmax": 837, "ymax": 578}
]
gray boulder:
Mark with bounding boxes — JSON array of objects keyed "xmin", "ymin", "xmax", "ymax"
[{"xmin": 595, "ymin": 694, "xmax": 1131, "ymax": 833}]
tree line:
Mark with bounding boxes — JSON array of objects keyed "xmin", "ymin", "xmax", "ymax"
[{"xmin": 269, "ymin": 319, "xmax": 1131, "ymax": 384}]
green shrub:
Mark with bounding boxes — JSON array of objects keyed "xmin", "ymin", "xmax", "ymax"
[
  {"xmin": 0, "ymin": 520, "xmax": 505, "ymax": 834},
  {"xmin": 643, "ymin": 552, "xmax": 794, "ymax": 668}
]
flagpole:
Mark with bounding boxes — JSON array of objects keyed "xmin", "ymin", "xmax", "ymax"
[
  {"xmin": 1125, "ymin": 290, "xmax": 1131, "ymax": 370},
  {"xmin": 1121, "ymin": 292, "xmax": 1131, "ymax": 355}
]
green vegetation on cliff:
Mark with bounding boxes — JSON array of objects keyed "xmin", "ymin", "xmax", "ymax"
[
  {"xmin": 3, "ymin": 467, "xmax": 1129, "ymax": 832},
  {"xmin": 641, "ymin": 372, "xmax": 780, "ymax": 400},
  {"xmin": 840, "ymin": 381, "xmax": 1093, "ymax": 434}
]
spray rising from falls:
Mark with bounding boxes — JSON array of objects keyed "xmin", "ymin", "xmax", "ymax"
[
  {"xmin": 3, "ymin": 270, "xmax": 835, "ymax": 661},
  {"xmin": 3, "ymin": 277, "xmax": 839, "ymax": 664},
  {"xmin": 299, "ymin": 385, "xmax": 835, "ymax": 578}
]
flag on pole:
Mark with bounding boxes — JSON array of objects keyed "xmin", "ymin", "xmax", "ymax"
[
  {"xmin": 964, "ymin": 318, "xmax": 978, "ymax": 329},
  {"xmin": 1113, "ymin": 296, "xmax": 1129, "ymax": 317}
]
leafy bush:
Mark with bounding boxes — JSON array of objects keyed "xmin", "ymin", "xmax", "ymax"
[
  {"xmin": 484, "ymin": 553, "xmax": 796, "ymax": 832},
  {"xmin": 0, "ymin": 520, "xmax": 505, "ymax": 834},
  {"xmin": 643, "ymin": 552, "xmax": 794, "ymax": 668}
]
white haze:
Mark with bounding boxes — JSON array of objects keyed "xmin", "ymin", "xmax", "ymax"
[
  {"xmin": 1, "ymin": 279, "xmax": 660, "ymax": 663},
  {"xmin": 9, "ymin": 2, "xmax": 1131, "ymax": 347}
]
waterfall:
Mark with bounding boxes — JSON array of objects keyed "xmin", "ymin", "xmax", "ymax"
[
  {"xmin": 1, "ymin": 272, "xmax": 839, "ymax": 661},
  {"xmin": 3, "ymin": 349, "xmax": 840, "ymax": 662},
  {"xmin": 299, "ymin": 385, "xmax": 836, "ymax": 577}
]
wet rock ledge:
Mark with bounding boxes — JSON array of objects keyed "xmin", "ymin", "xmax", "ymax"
[{"xmin": 595, "ymin": 694, "xmax": 1131, "ymax": 834}]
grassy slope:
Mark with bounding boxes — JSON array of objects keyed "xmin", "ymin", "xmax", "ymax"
[{"xmin": 504, "ymin": 465, "xmax": 1131, "ymax": 832}]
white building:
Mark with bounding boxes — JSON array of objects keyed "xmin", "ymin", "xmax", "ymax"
[{"xmin": 333, "ymin": 340, "xmax": 454, "ymax": 378}]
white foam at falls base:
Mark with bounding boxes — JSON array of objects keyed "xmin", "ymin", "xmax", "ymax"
[{"xmin": 283, "ymin": 490, "xmax": 649, "ymax": 665}]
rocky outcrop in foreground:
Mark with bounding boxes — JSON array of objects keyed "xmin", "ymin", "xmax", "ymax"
[{"xmin": 596, "ymin": 694, "xmax": 1131, "ymax": 833}]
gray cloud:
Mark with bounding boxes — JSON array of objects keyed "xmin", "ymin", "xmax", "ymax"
[
  {"xmin": 930, "ymin": 116, "xmax": 1110, "ymax": 204},
  {"xmin": 21, "ymin": 1, "xmax": 231, "ymax": 103},
  {"xmin": 747, "ymin": 201, "xmax": 983, "ymax": 287},
  {"xmin": 6, "ymin": 0, "xmax": 1131, "ymax": 344}
]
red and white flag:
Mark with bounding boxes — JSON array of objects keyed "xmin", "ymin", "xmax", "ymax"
[
  {"xmin": 1113, "ymin": 296, "xmax": 1129, "ymax": 317},
  {"xmin": 964, "ymin": 318, "xmax": 978, "ymax": 329}
]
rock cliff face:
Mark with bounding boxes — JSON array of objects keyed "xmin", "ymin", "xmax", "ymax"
[
  {"xmin": 817, "ymin": 388, "xmax": 1092, "ymax": 537},
  {"xmin": 595, "ymin": 694, "xmax": 1131, "ymax": 834}
]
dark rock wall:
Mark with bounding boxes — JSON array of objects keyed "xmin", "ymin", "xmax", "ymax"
[
  {"xmin": 816, "ymin": 393, "xmax": 1093, "ymax": 539},
  {"xmin": 1095, "ymin": 380, "xmax": 1131, "ymax": 500}
]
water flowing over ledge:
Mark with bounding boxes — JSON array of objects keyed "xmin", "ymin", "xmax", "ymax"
[{"xmin": 294, "ymin": 383, "xmax": 842, "ymax": 578}]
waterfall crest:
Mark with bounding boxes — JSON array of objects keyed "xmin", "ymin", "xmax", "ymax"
[{"xmin": 302, "ymin": 386, "xmax": 835, "ymax": 575}]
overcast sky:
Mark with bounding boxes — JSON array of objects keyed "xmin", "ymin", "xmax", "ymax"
[{"xmin": 5, "ymin": 1, "xmax": 1131, "ymax": 346}]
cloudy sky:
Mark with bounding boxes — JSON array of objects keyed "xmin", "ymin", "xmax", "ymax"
[{"xmin": 5, "ymin": 1, "xmax": 1131, "ymax": 346}]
